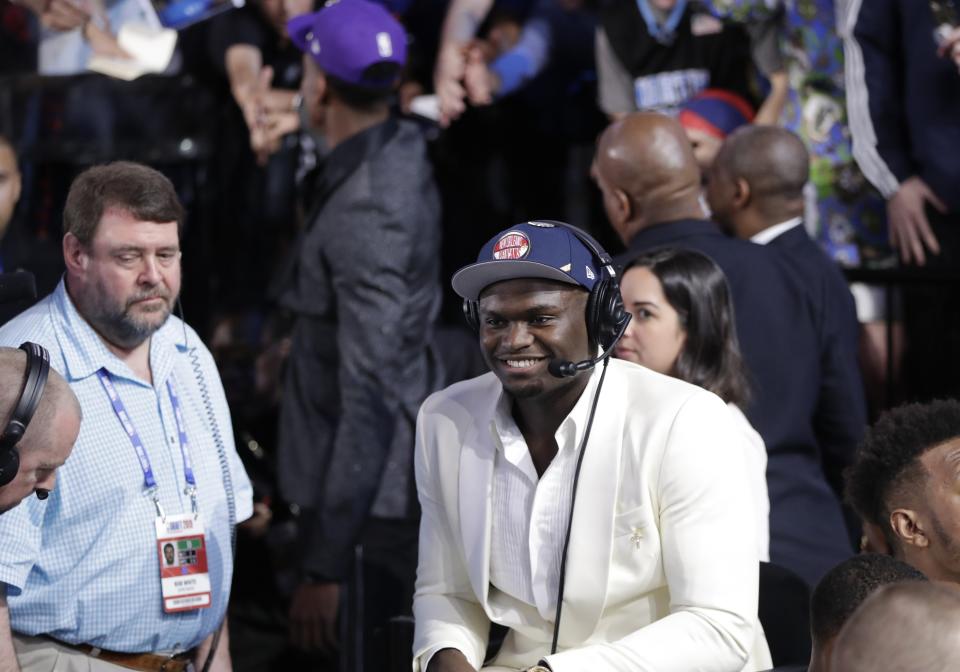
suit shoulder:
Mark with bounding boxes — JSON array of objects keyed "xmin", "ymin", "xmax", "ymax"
[
  {"xmin": 607, "ymin": 358, "xmax": 719, "ymax": 417},
  {"xmin": 421, "ymin": 372, "xmax": 500, "ymax": 419}
]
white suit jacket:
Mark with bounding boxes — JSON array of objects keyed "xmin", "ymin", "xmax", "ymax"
[{"xmin": 412, "ymin": 359, "xmax": 771, "ymax": 672}]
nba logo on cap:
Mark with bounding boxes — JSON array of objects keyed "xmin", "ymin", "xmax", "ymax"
[
  {"xmin": 376, "ymin": 32, "xmax": 393, "ymax": 57},
  {"xmin": 492, "ymin": 231, "xmax": 531, "ymax": 260}
]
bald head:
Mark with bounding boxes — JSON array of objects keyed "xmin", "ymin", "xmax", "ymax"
[
  {"xmin": 0, "ymin": 347, "xmax": 80, "ymax": 513},
  {"xmin": 831, "ymin": 582, "xmax": 960, "ymax": 672},
  {"xmin": 707, "ymin": 125, "xmax": 809, "ymax": 237},
  {"xmin": 593, "ymin": 113, "xmax": 705, "ymax": 243}
]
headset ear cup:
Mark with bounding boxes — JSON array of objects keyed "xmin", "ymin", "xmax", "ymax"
[
  {"xmin": 0, "ymin": 446, "xmax": 19, "ymax": 487},
  {"xmin": 591, "ymin": 279, "xmax": 628, "ymax": 350},
  {"xmin": 585, "ymin": 284, "xmax": 603, "ymax": 348},
  {"xmin": 462, "ymin": 300, "xmax": 480, "ymax": 333}
]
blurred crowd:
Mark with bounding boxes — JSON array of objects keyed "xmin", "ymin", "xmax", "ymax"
[{"xmin": 1, "ymin": 0, "xmax": 960, "ymax": 670}]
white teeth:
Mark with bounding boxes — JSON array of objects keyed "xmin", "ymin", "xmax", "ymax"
[{"xmin": 503, "ymin": 359, "xmax": 539, "ymax": 369}]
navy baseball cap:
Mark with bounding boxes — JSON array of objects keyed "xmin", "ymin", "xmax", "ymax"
[
  {"xmin": 288, "ymin": 0, "xmax": 407, "ymax": 88},
  {"xmin": 452, "ymin": 221, "xmax": 606, "ymax": 301}
]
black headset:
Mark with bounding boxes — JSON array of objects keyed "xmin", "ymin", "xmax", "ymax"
[
  {"xmin": 0, "ymin": 342, "xmax": 51, "ymax": 487},
  {"xmin": 461, "ymin": 220, "xmax": 630, "ymax": 352}
]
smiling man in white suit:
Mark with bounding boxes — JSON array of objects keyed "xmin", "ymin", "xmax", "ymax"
[{"xmin": 412, "ymin": 221, "xmax": 771, "ymax": 672}]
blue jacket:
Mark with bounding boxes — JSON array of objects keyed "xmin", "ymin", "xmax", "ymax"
[
  {"xmin": 768, "ymin": 224, "xmax": 866, "ymax": 499},
  {"xmin": 620, "ymin": 219, "xmax": 859, "ymax": 585},
  {"xmin": 845, "ymin": 0, "xmax": 960, "ymax": 212}
]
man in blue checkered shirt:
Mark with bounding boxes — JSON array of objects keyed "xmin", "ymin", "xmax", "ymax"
[{"xmin": 0, "ymin": 162, "xmax": 253, "ymax": 672}]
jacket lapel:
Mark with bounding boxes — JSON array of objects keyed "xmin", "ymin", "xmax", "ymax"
[
  {"xmin": 555, "ymin": 364, "xmax": 626, "ymax": 645},
  {"xmin": 459, "ymin": 411, "xmax": 496, "ymax": 608}
]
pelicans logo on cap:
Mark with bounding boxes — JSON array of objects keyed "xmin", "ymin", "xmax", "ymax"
[{"xmin": 492, "ymin": 231, "xmax": 530, "ymax": 260}]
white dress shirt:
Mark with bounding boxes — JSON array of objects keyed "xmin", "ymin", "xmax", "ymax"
[
  {"xmin": 749, "ymin": 216, "xmax": 804, "ymax": 245},
  {"xmin": 488, "ymin": 368, "xmax": 601, "ymax": 622}
]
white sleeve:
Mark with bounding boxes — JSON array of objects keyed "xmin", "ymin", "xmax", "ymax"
[{"xmin": 411, "ymin": 405, "xmax": 490, "ymax": 671}]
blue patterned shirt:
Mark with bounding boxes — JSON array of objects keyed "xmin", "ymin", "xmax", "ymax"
[{"xmin": 0, "ymin": 280, "xmax": 253, "ymax": 652}]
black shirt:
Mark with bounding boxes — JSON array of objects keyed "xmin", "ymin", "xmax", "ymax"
[{"xmin": 600, "ymin": 0, "xmax": 755, "ymax": 111}]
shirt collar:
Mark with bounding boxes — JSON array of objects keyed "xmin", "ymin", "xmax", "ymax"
[
  {"xmin": 491, "ymin": 362, "xmax": 604, "ymax": 461},
  {"xmin": 750, "ymin": 217, "xmax": 803, "ymax": 245},
  {"xmin": 50, "ymin": 279, "xmax": 187, "ymax": 388}
]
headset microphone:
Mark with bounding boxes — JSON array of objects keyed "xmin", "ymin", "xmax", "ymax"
[{"xmin": 547, "ymin": 314, "xmax": 631, "ymax": 379}]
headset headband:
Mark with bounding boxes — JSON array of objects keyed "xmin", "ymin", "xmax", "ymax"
[
  {"xmin": 0, "ymin": 343, "xmax": 51, "ymax": 448},
  {"xmin": 531, "ymin": 219, "xmax": 617, "ymax": 278}
]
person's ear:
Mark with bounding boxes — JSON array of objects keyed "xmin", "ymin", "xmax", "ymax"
[
  {"xmin": 613, "ymin": 186, "xmax": 632, "ymax": 228},
  {"xmin": 301, "ymin": 55, "xmax": 328, "ymax": 128},
  {"xmin": 62, "ymin": 233, "xmax": 90, "ymax": 275},
  {"xmin": 890, "ymin": 508, "xmax": 929, "ymax": 549},
  {"xmin": 316, "ymin": 71, "xmax": 327, "ymax": 104},
  {"xmin": 732, "ymin": 177, "xmax": 752, "ymax": 209}
]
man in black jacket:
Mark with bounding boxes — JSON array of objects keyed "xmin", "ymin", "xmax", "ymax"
[
  {"xmin": 706, "ymin": 125, "xmax": 866, "ymax": 505},
  {"xmin": 274, "ymin": 1, "xmax": 443, "ymax": 667},
  {"xmin": 593, "ymin": 112, "xmax": 856, "ymax": 586}
]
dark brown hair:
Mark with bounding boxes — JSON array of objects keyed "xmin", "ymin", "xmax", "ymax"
[
  {"xmin": 626, "ymin": 247, "xmax": 751, "ymax": 407},
  {"xmin": 63, "ymin": 161, "xmax": 184, "ymax": 246}
]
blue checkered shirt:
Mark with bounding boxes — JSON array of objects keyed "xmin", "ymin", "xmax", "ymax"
[{"xmin": 0, "ymin": 280, "xmax": 253, "ymax": 652}]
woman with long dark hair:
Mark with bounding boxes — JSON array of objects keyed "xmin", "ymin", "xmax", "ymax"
[{"xmin": 616, "ymin": 247, "xmax": 769, "ymax": 561}]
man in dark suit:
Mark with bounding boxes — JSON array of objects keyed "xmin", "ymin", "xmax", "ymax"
[
  {"xmin": 273, "ymin": 1, "xmax": 443, "ymax": 667},
  {"xmin": 592, "ymin": 112, "xmax": 856, "ymax": 586},
  {"xmin": 707, "ymin": 124, "xmax": 866, "ymax": 509}
]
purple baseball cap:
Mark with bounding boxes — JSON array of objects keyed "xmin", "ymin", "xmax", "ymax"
[{"xmin": 288, "ymin": 0, "xmax": 407, "ymax": 88}]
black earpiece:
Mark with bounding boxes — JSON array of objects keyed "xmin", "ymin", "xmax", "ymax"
[{"xmin": 0, "ymin": 342, "xmax": 51, "ymax": 487}]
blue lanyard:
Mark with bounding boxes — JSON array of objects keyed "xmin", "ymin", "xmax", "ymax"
[
  {"xmin": 636, "ymin": 0, "xmax": 688, "ymax": 45},
  {"xmin": 97, "ymin": 369, "xmax": 199, "ymax": 517}
]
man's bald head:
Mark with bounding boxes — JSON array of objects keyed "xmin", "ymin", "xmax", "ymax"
[
  {"xmin": 707, "ymin": 125, "xmax": 809, "ymax": 237},
  {"xmin": 593, "ymin": 113, "xmax": 705, "ymax": 243},
  {"xmin": 0, "ymin": 347, "xmax": 80, "ymax": 513},
  {"xmin": 831, "ymin": 582, "xmax": 960, "ymax": 672}
]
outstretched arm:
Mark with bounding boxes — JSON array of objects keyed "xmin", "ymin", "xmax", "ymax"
[{"xmin": 435, "ymin": 0, "xmax": 495, "ymax": 125}]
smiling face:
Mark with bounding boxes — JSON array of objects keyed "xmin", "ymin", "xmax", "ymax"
[
  {"xmin": 615, "ymin": 266, "xmax": 687, "ymax": 376},
  {"xmin": 477, "ymin": 279, "xmax": 592, "ymax": 400},
  {"xmin": 65, "ymin": 209, "xmax": 181, "ymax": 350}
]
